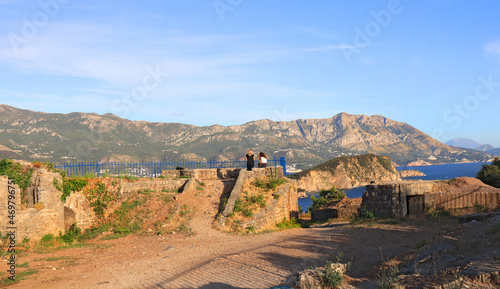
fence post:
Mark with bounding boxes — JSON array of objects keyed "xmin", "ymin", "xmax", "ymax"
[
  {"xmin": 274, "ymin": 156, "xmax": 277, "ymax": 178},
  {"xmin": 280, "ymin": 157, "xmax": 286, "ymax": 176}
]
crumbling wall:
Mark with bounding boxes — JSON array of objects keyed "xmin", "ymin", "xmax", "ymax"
[
  {"xmin": 1, "ymin": 165, "xmax": 288, "ymax": 242},
  {"xmin": 0, "ymin": 169, "xmax": 64, "ymax": 242},
  {"xmin": 362, "ymin": 179, "xmax": 500, "ymax": 217},
  {"xmin": 245, "ymin": 182, "xmax": 298, "ymax": 230},
  {"xmin": 64, "ymin": 192, "xmax": 95, "ymax": 231},
  {"xmin": 217, "ymin": 167, "xmax": 297, "ymax": 231}
]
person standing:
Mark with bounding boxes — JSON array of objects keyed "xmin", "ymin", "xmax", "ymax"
[
  {"xmin": 246, "ymin": 149, "xmax": 255, "ymax": 171},
  {"xmin": 258, "ymin": 152, "xmax": 268, "ymax": 168}
]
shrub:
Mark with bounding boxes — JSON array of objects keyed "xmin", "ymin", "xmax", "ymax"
[
  {"xmin": 55, "ymin": 177, "xmax": 89, "ymax": 202},
  {"xmin": 310, "ymin": 186, "xmax": 345, "ymax": 212},
  {"xmin": 477, "ymin": 157, "xmax": 500, "ymax": 188},
  {"xmin": 60, "ymin": 223, "xmax": 82, "ymax": 244},
  {"xmin": 253, "ymin": 177, "xmax": 286, "ymax": 192}
]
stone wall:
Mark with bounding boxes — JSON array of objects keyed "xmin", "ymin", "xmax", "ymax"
[
  {"xmin": 217, "ymin": 167, "xmax": 298, "ymax": 231},
  {"xmin": 362, "ymin": 179, "xmax": 500, "ymax": 217},
  {"xmin": 120, "ymin": 179, "xmax": 188, "ymax": 200},
  {"xmin": 244, "ymin": 182, "xmax": 298, "ymax": 230},
  {"xmin": 161, "ymin": 167, "xmax": 283, "ymax": 180},
  {"xmin": 64, "ymin": 192, "xmax": 95, "ymax": 231},
  {"xmin": 1, "ymin": 165, "xmax": 288, "ymax": 241},
  {"xmin": 0, "ymin": 168, "xmax": 65, "ymax": 242}
]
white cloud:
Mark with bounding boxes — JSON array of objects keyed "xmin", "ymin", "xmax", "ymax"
[
  {"xmin": 485, "ymin": 41, "xmax": 500, "ymax": 59},
  {"xmin": 302, "ymin": 44, "xmax": 355, "ymax": 52}
]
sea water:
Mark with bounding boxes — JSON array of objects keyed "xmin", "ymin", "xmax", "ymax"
[{"xmin": 297, "ymin": 162, "xmax": 490, "ymax": 213}]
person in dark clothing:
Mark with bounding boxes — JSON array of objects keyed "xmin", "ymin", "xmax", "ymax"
[{"xmin": 246, "ymin": 149, "xmax": 255, "ymax": 171}]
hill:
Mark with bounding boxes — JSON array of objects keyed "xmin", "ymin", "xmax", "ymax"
[
  {"xmin": 488, "ymin": 148, "xmax": 500, "ymax": 156},
  {"xmin": 0, "ymin": 104, "xmax": 491, "ymax": 169},
  {"xmin": 446, "ymin": 137, "xmax": 495, "ymax": 152},
  {"xmin": 291, "ymin": 154, "xmax": 401, "ymax": 191}
]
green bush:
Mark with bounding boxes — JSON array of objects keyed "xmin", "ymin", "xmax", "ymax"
[
  {"xmin": 310, "ymin": 186, "xmax": 345, "ymax": 212},
  {"xmin": 60, "ymin": 223, "xmax": 82, "ymax": 244},
  {"xmin": 55, "ymin": 177, "xmax": 89, "ymax": 202},
  {"xmin": 477, "ymin": 157, "xmax": 500, "ymax": 188}
]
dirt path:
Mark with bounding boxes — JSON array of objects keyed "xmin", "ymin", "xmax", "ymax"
[{"xmin": 8, "ymin": 222, "xmax": 441, "ymax": 288}]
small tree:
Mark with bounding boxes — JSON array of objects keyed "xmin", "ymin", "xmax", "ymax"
[
  {"xmin": 477, "ymin": 157, "xmax": 500, "ymax": 188},
  {"xmin": 310, "ymin": 186, "xmax": 346, "ymax": 212}
]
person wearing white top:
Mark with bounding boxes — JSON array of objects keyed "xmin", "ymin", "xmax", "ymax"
[{"xmin": 258, "ymin": 152, "xmax": 268, "ymax": 168}]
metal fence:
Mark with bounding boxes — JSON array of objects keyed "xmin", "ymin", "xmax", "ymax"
[{"xmin": 55, "ymin": 157, "xmax": 287, "ymax": 178}]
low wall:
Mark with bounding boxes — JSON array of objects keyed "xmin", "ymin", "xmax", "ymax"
[
  {"xmin": 362, "ymin": 179, "xmax": 500, "ymax": 217},
  {"xmin": 120, "ymin": 179, "xmax": 188, "ymax": 200},
  {"xmin": 161, "ymin": 167, "xmax": 283, "ymax": 180}
]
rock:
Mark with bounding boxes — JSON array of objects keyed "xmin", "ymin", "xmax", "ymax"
[
  {"xmin": 459, "ymin": 212, "xmax": 500, "ymax": 223},
  {"xmin": 293, "ymin": 154, "xmax": 401, "ymax": 192},
  {"xmin": 399, "ymin": 169, "xmax": 426, "ymax": 178}
]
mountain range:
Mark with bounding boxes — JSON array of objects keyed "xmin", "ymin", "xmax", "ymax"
[
  {"xmin": 446, "ymin": 138, "xmax": 499, "ymax": 154},
  {"xmin": 0, "ymin": 104, "xmax": 492, "ymax": 169}
]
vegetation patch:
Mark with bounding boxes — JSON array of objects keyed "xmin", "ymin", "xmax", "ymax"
[
  {"xmin": 253, "ymin": 177, "xmax": 286, "ymax": 192},
  {"xmin": 309, "ymin": 186, "xmax": 346, "ymax": 212},
  {"xmin": 276, "ymin": 218, "xmax": 302, "ymax": 229},
  {"xmin": 54, "ymin": 177, "xmax": 89, "ymax": 202},
  {"xmin": 0, "ymin": 159, "xmax": 33, "ymax": 204},
  {"xmin": 476, "ymin": 157, "xmax": 500, "ymax": 188}
]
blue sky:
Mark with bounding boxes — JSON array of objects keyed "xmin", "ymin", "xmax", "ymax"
[{"xmin": 1, "ymin": 0, "xmax": 499, "ymax": 147}]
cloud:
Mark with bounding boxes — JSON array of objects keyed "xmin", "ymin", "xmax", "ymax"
[
  {"xmin": 484, "ymin": 41, "xmax": 500, "ymax": 59},
  {"xmin": 302, "ymin": 44, "xmax": 355, "ymax": 52}
]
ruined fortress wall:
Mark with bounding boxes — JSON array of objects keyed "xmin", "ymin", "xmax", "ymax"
[
  {"xmin": 119, "ymin": 179, "xmax": 188, "ymax": 200},
  {"xmin": 363, "ymin": 180, "xmax": 500, "ymax": 217},
  {"xmin": 64, "ymin": 192, "xmax": 95, "ymax": 231},
  {"xmin": 0, "ymin": 170, "xmax": 65, "ymax": 242},
  {"xmin": 236, "ymin": 180, "xmax": 298, "ymax": 231},
  {"xmin": 161, "ymin": 167, "xmax": 284, "ymax": 180},
  {"xmin": 218, "ymin": 167, "xmax": 297, "ymax": 231},
  {"xmin": 1, "ymin": 165, "xmax": 288, "ymax": 241}
]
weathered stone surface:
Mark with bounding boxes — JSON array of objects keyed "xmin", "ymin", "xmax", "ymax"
[
  {"xmin": 362, "ymin": 178, "xmax": 500, "ymax": 217},
  {"xmin": 311, "ymin": 208, "xmax": 338, "ymax": 222},
  {"xmin": 399, "ymin": 170, "xmax": 426, "ymax": 178},
  {"xmin": 462, "ymin": 258, "xmax": 500, "ymax": 285}
]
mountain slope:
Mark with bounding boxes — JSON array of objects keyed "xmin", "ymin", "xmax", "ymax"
[{"xmin": 0, "ymin": 105, "xmax": 491, "ymax": 168}]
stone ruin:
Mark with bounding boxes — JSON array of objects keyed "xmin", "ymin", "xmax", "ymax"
[
  {"xmin": 362, "ymin": 177, "xmax": 500, "ymax": 217},
  {"xmin": 0, "ymin": 163, "xmax": 293, "ymax": 242},
  {"xmin": 311, "ymin": 177, "xmax": 500, "ymax": 221}
]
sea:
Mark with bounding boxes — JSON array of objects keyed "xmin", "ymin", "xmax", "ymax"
[{"xmin": 297, "ymin": 161, "xmax": 490, "ymax": 213}]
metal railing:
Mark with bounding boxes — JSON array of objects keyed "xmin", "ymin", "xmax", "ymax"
[{"xmin": 55, "ymin": 157, "xmax": 287, "ymax": 178}]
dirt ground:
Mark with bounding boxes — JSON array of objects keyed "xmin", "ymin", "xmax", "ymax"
[{"xmin": 2, "ymin": 180, "xmax": 499, "ymax": 289}]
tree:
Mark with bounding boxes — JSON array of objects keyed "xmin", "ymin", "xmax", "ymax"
[
  {"xmin": 310, "ymin": 186, "xmax": 346, "ymax": 212},
  {"xmin": 477, "ymin": 157, "xmax": 500, "ymax": 188}
]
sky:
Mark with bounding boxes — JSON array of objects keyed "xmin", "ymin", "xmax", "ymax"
[{"xmin": 0, "ymin": 0, "xmax": 499, "ymax": 147}]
